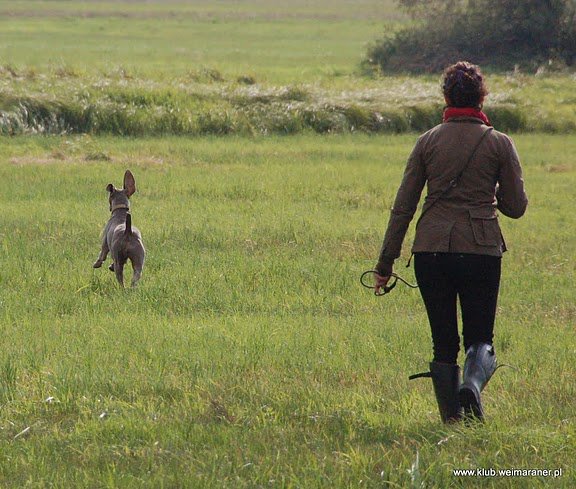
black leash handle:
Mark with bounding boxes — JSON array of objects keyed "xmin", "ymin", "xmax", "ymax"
[{"xmin": 360, "ymin": 270, "xmax": 418, "ymax": 296}]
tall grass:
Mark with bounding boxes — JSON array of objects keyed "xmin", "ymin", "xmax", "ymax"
[
  {"xmin": 2, "ymin": 70, "xmax": 574, "ymax": 136},
  {"xmin": 0, "ymin": 134, "xmax": 574, "ymax": 487}
]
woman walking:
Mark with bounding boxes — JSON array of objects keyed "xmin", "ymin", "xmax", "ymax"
[{"xmin": 374, "ymin": 61, "xmax": 528, "ymax": 423}]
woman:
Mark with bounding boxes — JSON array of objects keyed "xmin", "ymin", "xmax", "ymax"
[{"xmin": 374, "ymin": 61, "xmax": 527, "ymax": 423}]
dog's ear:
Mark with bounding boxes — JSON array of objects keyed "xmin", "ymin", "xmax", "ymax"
[
  {"xmin": 123, "ymin": 170, "xmax": 136, "ymax": 197},
  {"xmin": 106, "ymin": 183, "xmax": 114, "ymax": 193}
]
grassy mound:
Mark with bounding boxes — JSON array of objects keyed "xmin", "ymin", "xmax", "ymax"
[{"xmin": 3, "ymin": 69, "xmax": 574, "ymax": 136}]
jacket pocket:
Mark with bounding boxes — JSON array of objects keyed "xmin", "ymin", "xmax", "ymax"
[{"xmin": 469, "ymin": 209, "xmax": 500, "ymax": 246}]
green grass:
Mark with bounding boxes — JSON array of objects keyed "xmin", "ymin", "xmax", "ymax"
[
  {"xmin": 0, "ymin": 0, "xmax": 404, "ymax": 83},
  {"xmin": 0, "ymin": 134, "xmax": 574, "ymax": 487},
  {"xmin": 0, "ymin": 1, "xmax": 575, "ymax": 486}
]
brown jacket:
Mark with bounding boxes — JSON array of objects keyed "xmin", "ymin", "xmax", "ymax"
[{"xmin": 379, "ymin": 117, "xmax": 528, "ymax": 263}]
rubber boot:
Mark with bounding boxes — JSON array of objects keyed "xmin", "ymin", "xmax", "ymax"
[
  {"xmin": 459, "ymin": 343, "xmax": 497, "ymax": 421},
  {"xmin": 410, "ymin": 362, "xmax": 462, "ymax": 423},
  {"xmin": 429, "ymin": 361, "xmax": 462, "ymax": 423}
]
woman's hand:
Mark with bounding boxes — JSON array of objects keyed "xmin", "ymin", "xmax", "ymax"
[
  {"xmin": 374, "ymin": 258, "xmax": 394, "ymax": 295},
  {"xmin": 373, "ymin": 272, "xmax": 392, "ymax": 296}
]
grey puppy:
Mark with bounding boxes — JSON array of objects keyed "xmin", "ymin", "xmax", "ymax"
[{"xmin": 93, "ymin": 170, "xmax": 145, "ymax": 287}]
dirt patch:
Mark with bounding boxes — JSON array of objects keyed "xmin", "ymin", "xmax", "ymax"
[
  {"xmin": 546, "ymin": 164, "xmax": 573, "ymax": 173},
  {"xmin": 9, "ymin": 154, "xmax": 167, "ymax": 167},
  {"xmin": 9, "ymin": 154, "xmax": 70, "ymax": 166},
  {"xmin": 0, "ymin": 8, "xmax": 387, "ymax": 22},
  {"xmin": 120, "ymin": 156, "xmax": 166, "ymax": 167}
]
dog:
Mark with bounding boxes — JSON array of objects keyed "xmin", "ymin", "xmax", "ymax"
[{"xmin": 93, "ymin": 170, "xmax": 145, "ymax": 287}]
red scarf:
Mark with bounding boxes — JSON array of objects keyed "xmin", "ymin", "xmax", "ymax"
[{"xmin": 443, "ymin": 107, "xmax": 491, "ymax": 126}]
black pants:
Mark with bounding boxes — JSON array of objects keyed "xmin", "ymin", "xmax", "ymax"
[{"xmin": 414, "ymin": 253, "xmax": 501, "ymax": 364}]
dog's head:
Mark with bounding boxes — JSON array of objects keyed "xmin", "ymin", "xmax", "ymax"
[{"xmin": 107, "ymin": 170, "xmax": 136, "ymax": 212}]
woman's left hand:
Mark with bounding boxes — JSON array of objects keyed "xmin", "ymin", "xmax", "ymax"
[
  {"xmin": 373, "ymin": 272, "xmax": 392, "ymax": 295},
  {"xmin": 374, "ymin": 259, "xmax": 394, "ymax": 295}
]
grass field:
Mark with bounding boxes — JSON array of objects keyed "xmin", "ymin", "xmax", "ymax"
[
  {"xmin": 1, "ymin": 133, "xmax": 575, "ymax": 487},
  {"xmin": 0, "ymin": 0, "xmax": 404, "ymax": 82},
  {"xmin": 1, "ymin": 1, "xmax": 575, "ymax": 487}
]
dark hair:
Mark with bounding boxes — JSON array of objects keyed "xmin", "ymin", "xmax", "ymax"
[{"xmin": 442, "ymin": 61, "xmax": 488, "ymax": 108}]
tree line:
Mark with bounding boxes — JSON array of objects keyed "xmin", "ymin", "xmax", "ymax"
[{"xmin": 366, "ymin": 0, "xmax": 576, "ymax": 72}]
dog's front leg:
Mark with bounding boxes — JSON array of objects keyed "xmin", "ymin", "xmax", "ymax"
[{"xmin": 93, "ymin": 236, "xmax": 109, "ymax": 268}]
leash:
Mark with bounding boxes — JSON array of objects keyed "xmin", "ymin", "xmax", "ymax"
[{"xmin": 360, "ymin": 270, "xmax": 418, "ymax": 296}]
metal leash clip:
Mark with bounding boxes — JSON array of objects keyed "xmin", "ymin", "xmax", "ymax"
[{"xmin": 360, "ymin": 270, "xmax": 418, "ymax": 296}]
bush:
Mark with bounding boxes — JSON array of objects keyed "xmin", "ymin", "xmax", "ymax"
[
  {"xmin": 302, "ymin": 107, "xmax": 348, "ymax": 134},
  {"xmin": 343, "ymin": 105, "xmax": 373, "ymax": 132},
  {"xmin": 197, "ymin": 110, "xmax": 240, "ymax": 135},
  {"xmin": 367, "ymin": 0, "xmax": 576, "ymax": 73},
  {"xmin": 485, "ymin": 105, "xmax": 526, "ymax": 132}
]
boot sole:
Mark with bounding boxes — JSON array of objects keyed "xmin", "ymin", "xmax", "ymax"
[{"xmin": 459, "ymin": 386, "xmax": 484, "ymax": 421}]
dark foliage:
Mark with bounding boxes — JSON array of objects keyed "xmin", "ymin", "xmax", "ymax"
[{"xmin": 366, "ymin": 0, "xmax": 576, "ymax": 72}]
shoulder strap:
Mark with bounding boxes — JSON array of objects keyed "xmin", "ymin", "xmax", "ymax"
[
  {"xmin": 416, "ymin": 127, "xmax": 493, "ymax": 225},
  {"xmin": 449, "ymin": 127, "xmax": 494, "ymax": 189}
]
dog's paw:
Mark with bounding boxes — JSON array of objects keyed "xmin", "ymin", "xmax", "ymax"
[
  {"xmin": 108, "ymin": 263, "xmax": 115, "ymax": 272},
  {"xmin": 93, "ymin": 261, "xmax": 103, "ymax": 269}
]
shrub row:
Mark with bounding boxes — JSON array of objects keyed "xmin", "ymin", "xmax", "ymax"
[
  {"xmin": 0, "ymin": 87, "xmax": 562, "ymax": 136},
  {"xmin": 0, "ymin": 99, "xmax": 540, "ymax": 137}
]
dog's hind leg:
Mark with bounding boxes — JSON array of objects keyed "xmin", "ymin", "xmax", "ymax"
[
  {"xmin": 130, "ymin": 255, "xmax": 144, "ymax": 287},
  {"xmin": 114, "ymin": 260, "xmax": 125, "ymax": 288}
]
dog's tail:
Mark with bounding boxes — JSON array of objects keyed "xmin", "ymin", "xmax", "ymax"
[{"xmin": 124, "ymin": 213, "xmax": 132, "ymax": 236}]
